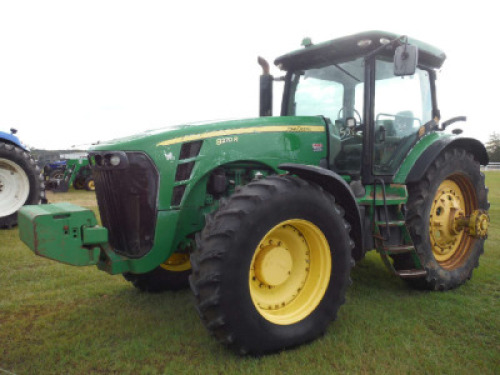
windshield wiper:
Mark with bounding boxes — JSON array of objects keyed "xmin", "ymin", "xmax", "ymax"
[{"xmin": 334, "ymin": 64, "xmax": 361, "ymax": 82}]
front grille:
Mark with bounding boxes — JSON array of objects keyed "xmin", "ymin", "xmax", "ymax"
[
  {"xmin": 90, "ymin": 151, "xmax": 159, "ymax": 258},
  {"xmin": 171, "ymin": 185, "xmax": 186, "ymax": 206},
  {"xmin": 170, "ymin": 140, "xmax": 203, "ymax": 207},
  {"xmin": 175, "ymin": 161, "xmax": 195, "ymax": 181},
  {"xmin": 179, "ymin": 140, "xmax": 203, "ymax": 160}
]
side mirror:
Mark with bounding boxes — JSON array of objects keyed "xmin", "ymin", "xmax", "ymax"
[{"xmin": 394, "ymin": 44, "xmax": 418, "ymax": 76}]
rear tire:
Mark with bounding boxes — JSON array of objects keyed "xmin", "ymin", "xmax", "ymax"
[
  {"xmin": 73, "ymin": 178, "xmax": 84, "ymax": 190},
  {"xmin": 190, "ymin": 175, "xmax": 353, "ymax": 354},
  {"xmin": 0, "ymin": 142, "xmax": 44, "ymax": 228},
  {"xmin": 396, "ymin": 148, "xmax": 488, "ymax": 290}
]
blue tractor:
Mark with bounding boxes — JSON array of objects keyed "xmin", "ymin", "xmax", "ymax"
[{"xmin": 0, "ymin": 129, "xmax": 45, "ymax": 228}]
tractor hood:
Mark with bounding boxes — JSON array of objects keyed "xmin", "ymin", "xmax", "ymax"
[
  {"xmin": 91, "ymin": 116, "xmax": 327, "ymax": 152},
  {"xmin": 89, "ymin": 115, "xmax": 329, "ymax": 233}
]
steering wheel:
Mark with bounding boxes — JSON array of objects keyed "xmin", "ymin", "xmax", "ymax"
[
  {"xmin": 337, "ymin": 107, "xmax": 363, "ymax": 124},
  {"xmin": 337, "ymin": 107, "xmax": 363, "ymax": 139}
]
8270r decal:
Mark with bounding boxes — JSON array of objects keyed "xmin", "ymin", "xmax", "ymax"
[{"xmin": 216, "ymin": 136, "xmax": 239, "ymax": 146}]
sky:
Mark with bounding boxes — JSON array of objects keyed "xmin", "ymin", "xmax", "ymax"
[{"xmin": 0, "ymin": 1, "xmax": 498, "ymax": 150}]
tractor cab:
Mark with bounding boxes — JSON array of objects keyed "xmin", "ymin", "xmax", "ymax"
[{"xmin": 265, "ymin": 31, "xmax": 446, "ymax": 184}]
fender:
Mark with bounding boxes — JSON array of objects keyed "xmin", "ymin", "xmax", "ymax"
[
  {"xmin": 404, "ymin": 137, "xmax": 488, "ymax": 184},
  {"xmin": 0, "ymin": 131, "xmax": 26, "ymax": 150},
  {"xmin": 279, "ymin": 163, "xmax": 364, "ymax": 261}
]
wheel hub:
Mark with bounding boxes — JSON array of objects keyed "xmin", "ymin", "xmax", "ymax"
[
  {"xmin": 468, "ymin": 210, "xmax": 489, "ymax": 238},
  {"xmin": 430, "ymin": 184, "xmax": 464, "ymax": 256},
  {"xmin": 254, "ymin": 242, "xmax": 293, "ymax": 286}
]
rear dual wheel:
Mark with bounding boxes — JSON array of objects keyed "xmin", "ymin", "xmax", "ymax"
[{"xmin": 190, "ymin": 176, "xmax": 353, "ymax": 354}]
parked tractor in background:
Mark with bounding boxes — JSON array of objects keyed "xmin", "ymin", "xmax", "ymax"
[
  {"xmin": 43, "ymin": 160, "xmax": 67, "ymax": 180},
  {"xmin": 44, "ymin": 156, "xmax": 95, "ymax": 192},
  {"xmin": 0, "ymin": 129, "xmax": 45, "ymax": 228},
  {"xmin": 19, "ymin": 31, "xmax": 489, "ymax": 354}
]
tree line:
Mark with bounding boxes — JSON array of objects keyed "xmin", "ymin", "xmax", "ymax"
[{"xmin": 486, "ymin": 133, "xmax": 500, "ymax": 163}]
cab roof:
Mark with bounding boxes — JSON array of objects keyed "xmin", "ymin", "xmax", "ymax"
[{"xmin": 274, "ymin": 31, "xmax": 446, "ymax": 71}]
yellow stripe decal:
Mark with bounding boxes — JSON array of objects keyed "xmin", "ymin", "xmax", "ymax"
[{"xmin": 156, "ymin": 125, "xmax": 325, "ymax": 146}]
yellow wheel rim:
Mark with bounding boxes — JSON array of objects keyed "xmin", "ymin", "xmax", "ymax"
[
  {"xmin": 160, "ymin": 253, "xmax": 191, "ymax": 272},
  {"xmin": 249, "ymin": 219, "xmax": 331, "ymax": 325},
  {"xmin": 429, "ymin": 175, "xmax": 476, "ymax": 269},
  {"xmin": 88, "ymin": 180, "xmax": 95, "ymax": 191}
]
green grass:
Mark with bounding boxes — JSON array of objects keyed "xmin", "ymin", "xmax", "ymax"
[{"xmin": 1, "ymin": 180, "xmax": 499, "ymax": 375}]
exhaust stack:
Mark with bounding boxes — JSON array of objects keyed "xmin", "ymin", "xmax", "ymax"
[{"xmin": 258, "ymin": 57, "xmax": 273, "ymax": 117}]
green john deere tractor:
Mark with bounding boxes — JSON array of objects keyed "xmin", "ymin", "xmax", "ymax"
[
  {"xmin": 18, "ymin": 31, "xmax": 489, "ymax": 354},
  {"xmin": 45, "ymin": 157, "xmax": 95, "ymax": 192}
]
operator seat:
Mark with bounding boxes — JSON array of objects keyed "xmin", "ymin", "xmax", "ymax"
[{"xmin": 394, "ymin": 111, "xmax": 415, "ymax": 137}]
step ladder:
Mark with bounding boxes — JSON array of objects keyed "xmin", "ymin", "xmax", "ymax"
[{"xmin": 372, "ymin": 179, "xmax": 426, "ymax": 279}]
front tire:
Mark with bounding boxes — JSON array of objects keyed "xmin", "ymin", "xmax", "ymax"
[
  {"xmin": 398, "ymin": 148, "xmax": 488, "ymax": 290},
  {"xmin": 123, "ymin": 252, "xmax": 191, "ymax": 292},
  {"xmin": 49, "ymin": 169, "xmax": 65, "ymax": 180},
  {"xmin": 0, "ymin": 142, "xmax": 44, "ymax": 228},
  {"xmin": 190, "ymin": 176, "xmax": 353, "ymax": 354}
]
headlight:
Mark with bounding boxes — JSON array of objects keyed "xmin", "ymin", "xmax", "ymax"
[
  {"xmin": 109, "ymin": 155, "xmax": 121, "ymax": 166},
  {"xmin": 89, "ymin": 151, "xmax": 129, "ymax": 170}
]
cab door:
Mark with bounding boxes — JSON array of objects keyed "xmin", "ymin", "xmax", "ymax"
[{"xmin": 362, "ymin": 57, "xmax": 433, "ymax": 183}]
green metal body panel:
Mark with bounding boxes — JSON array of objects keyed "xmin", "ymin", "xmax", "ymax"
[
  {"xmin": 392, "ymin": 132, "xmax": 451, "ymax": 184},
  {"xmin": 18, "ymin": 203, "xmax": 107, "ymax": 266}
]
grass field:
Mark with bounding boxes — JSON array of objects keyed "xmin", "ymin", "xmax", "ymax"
[{"xmin": 1, "ymin": 175, "xmax": 499, "ymax": 375}]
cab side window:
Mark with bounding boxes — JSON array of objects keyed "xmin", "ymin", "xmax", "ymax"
[{"xmin": 373, "ymin": 60, "xmax": 432, "ymax": 175}]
